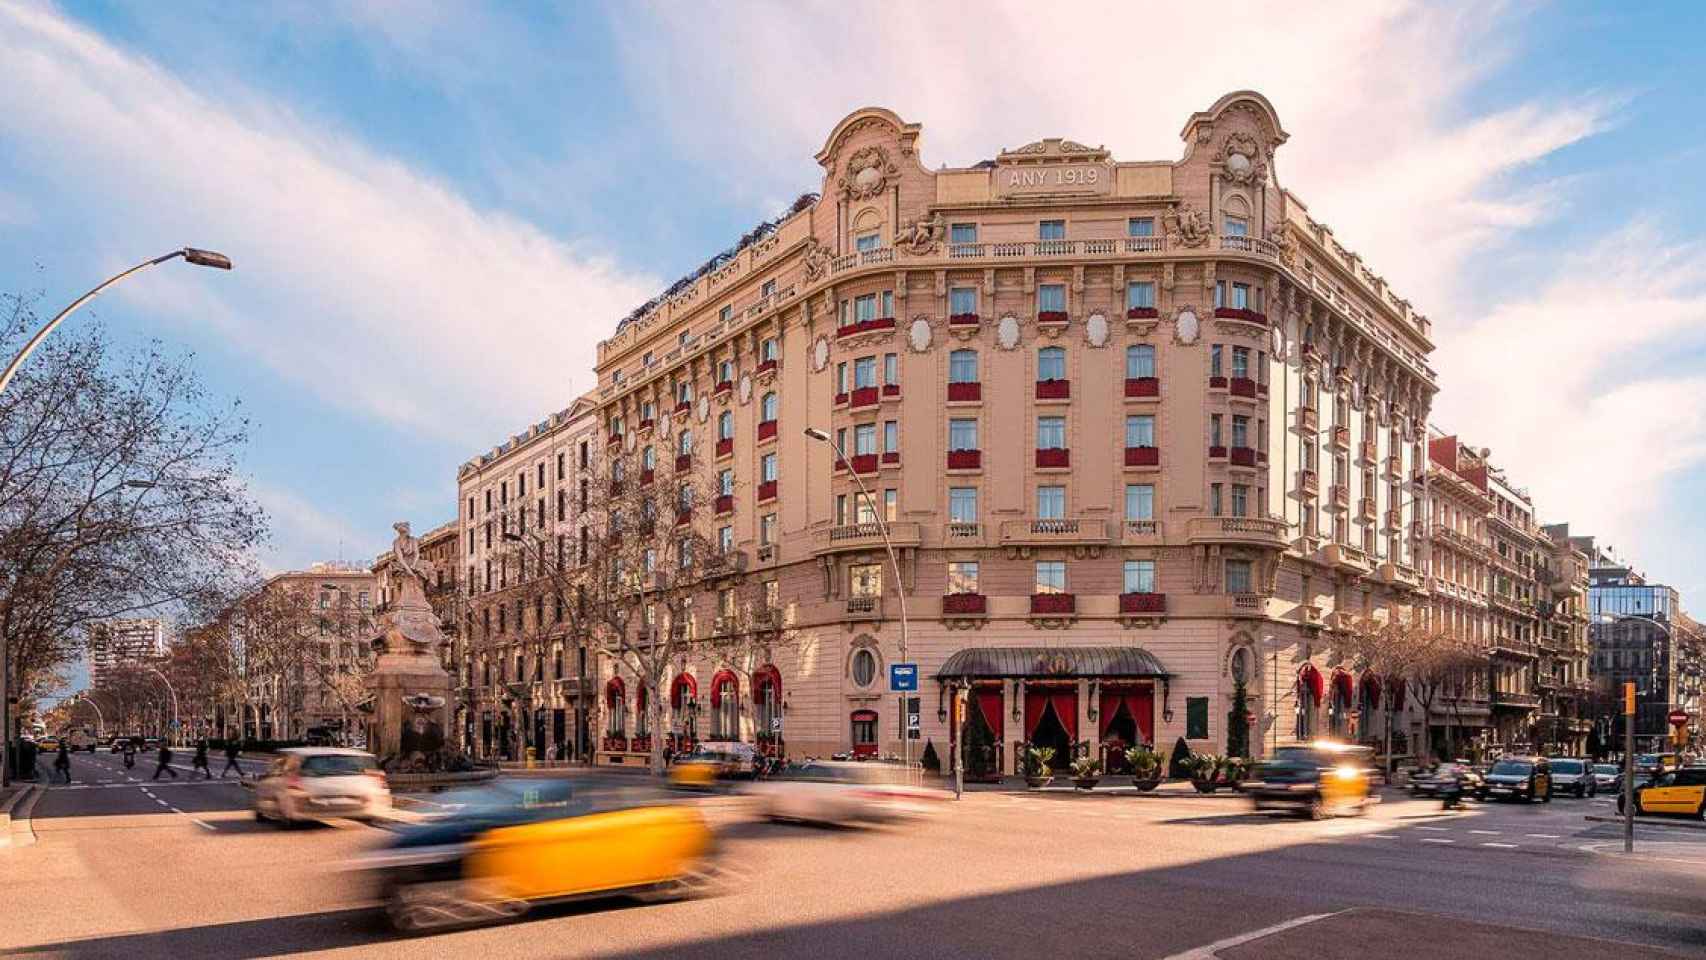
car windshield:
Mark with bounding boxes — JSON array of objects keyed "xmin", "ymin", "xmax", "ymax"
[
  {"xmin": 298, "ymin": 754, "xmax": 376, "ymax": 777},
  {"xmin": 1489, "ymin": 761, "xmax": 1532, "ymax": 776},
  {"xmin": 1594, "ymin": 764, "xmax": 1619, "ymax": 775},
  {"xmin": 1551, "ymin": 760, "xmax": 1583, "ymax": 774}
]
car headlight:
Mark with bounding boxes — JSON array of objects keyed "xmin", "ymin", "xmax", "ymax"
[{"xmin": 1334, "ymin": 766, "xmax": 1359, "ymax": 781}]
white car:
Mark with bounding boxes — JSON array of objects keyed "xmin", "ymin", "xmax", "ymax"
[
  {"xmin": 747, "ymin": 761, "xmax": 948, "ymax": 825},
  {"xmin": 253, "ymin": 748, "xmax": 390, "ymax": 824}
]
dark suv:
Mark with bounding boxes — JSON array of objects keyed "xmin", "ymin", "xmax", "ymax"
[{"xmin": 1478, "ymin": 756, "xmax": 1551, "ymax": 802}]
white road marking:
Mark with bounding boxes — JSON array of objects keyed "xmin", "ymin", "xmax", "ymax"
[
  {"xmin": 1526, "ymin": 833, "xmax": 1562, "ymax": 839},
  {"xmin": 1420, "ymin": 838, "xmax": 1455, "ymax": 844},
  {"xmin": 1367, "ymin": 833, "xmax": 1399, "ymax": 839},
  {"xmin": 1469, "ymin": 829, "xmax": 1502, "ymax": 835},
  {"xmin": 1416, "ymin": 826, "xmax": 1449, "ymax": 831},
  {"xmin": 1161, "ymin": 911, "xmax": 1343, "ymax": 959},
  {"xmin": 1480, "ymin": 842, "xmax": 1518, "ymax": 849}
]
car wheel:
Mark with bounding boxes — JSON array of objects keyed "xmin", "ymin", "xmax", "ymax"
[
  {"xmin": 1576, "ymin": 784, "xmax": 1585, "ymax": 799},
  {"xmin": 1306, "ymin": 795, "xmax": 1326, "ymax": 820}
]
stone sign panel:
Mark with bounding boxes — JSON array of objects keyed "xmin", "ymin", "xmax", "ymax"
[{"xmin": 995, "ymin": 162, "xmax": 1113, "ymax": 199}]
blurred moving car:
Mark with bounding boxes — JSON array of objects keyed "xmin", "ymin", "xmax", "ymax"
[
  {"xmin": 1411, "ymin": 762, "xmax": 1483, "ymax": 798},
  {"xmin": 1246, "ymin": 742, "xmax": 1377, "ymax": 819},
  {"xmin": 667, "ymin": 741, "xmax": 764, "ymax": 789},
  {"xmin": 1479, "ymin": 756, "xmax": 1551, "ymax": 802},
  {"xmin": 746, "ymin": 761, "xmax": 948, "ymax": 825},
  {"xmin": 252, "ymin": 748, "xmax": 390, "ymax": 824},
  {"xmin": 1547, "ymin": 758, "xmax": 1595, "ymax": 798},
  {"xmin": 36, "ymin": 736, "xmax": 60, "ymax": 755},
  {"xmin": 1591, "ymin": 763, "xmax": 1620, "ymax": 793},
  {"xmin": 1617, "ymin": 767, "xmax": 1706, "ymax": 819},
  {"xmin": 354, "ymin": 779, "xmax": 722, "ymax": 932}
]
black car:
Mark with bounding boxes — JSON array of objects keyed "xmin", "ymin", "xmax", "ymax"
[
  {"xmin": 1412, "ymin": 762, "xmax": 1484, "ymax": 798},
  {"xmin": 1478, "ymin": 756, "xmax": 1551, "ymax": 802}
]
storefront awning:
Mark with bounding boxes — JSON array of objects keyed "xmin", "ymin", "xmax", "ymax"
[{"xmin": 934, "ymin": 646, "xmax": 1170, "ymax": 681}]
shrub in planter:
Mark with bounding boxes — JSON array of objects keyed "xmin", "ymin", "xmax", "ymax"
[
  {"xmin": 920, "ymin": 739, "xmax": 941, "ymax": 775},
  {"xmin": 1070, "ymin": 754, "xmax": 1102, "ymax": 790},
  {"xmin": 1168, "ymin": 737, "xmax": 1193, "ymax": 779},
  {"xmin": 1185, "ymin": 753, "xmax": 1223, "ymax": 793},
  {"xmin": 1019, "ymin": 743, "xmax": 1055, "ymax": 788},
  {"xmin": 1126, "ymin": 744, "xmax": 1164, "ymax": 790},
  {"xmin": 1220, "ymin": 755, "xmax": 1249, "ymax": 789}
]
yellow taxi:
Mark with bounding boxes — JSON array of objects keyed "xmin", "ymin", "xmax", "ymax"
[
  {"xmin": 1618, "ymin": 767, "xmax": 1706, "ymax": 820},
  {"xmin": 1246, "ymin": 741, "xmax": 1376, "ymax": 819},
  {"xmin": 356, "ymin": 779, "xmax": 724, "ymax": 932}
]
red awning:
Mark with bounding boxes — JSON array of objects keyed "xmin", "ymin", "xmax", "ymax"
[
  {"xmin": 710, "ymin": 669, "xmax": 738, "ymax": 708},
  {"xmin": 851, "ymin": 709, "xmax": 878, "ymax": 722},
  {"xmin": 1388, "ymin": 676, "xmax": 1407, "ymax": 710},
  {"xmin": 1331, "ymin": 670, "xmax": 1354, "ymax": 706},
  {"xmin": 751, "ymin": 664, "xmax": 782, "ymax": 703},
  {"xmin": 605, "ymin": 675, "xmax": 625, "ymax": 708},
  {"xmin": 1297, "ymin": 664, "xmax": 1324, "ymax": 705},
  {"xmin": 1361, "ymin": 672, "xmax": 1382, "ymax": 709},
  {"xmin": 671, "ymin": 672, "xmax": 698, "ymax": 709}
]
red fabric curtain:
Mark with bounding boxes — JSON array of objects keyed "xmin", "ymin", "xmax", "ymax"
[
  {"xmin": 751, "ymin": 665, "xmax": 781, "ymax": 703},
  {"xmin": 976, "ymin": 688, "xmax": 1004, "ymax": 741},
  {"xmin": 1298, "ymin": 665, "xmax": 1323, "ymax": 705},
  {"xmin": 1053, "ymin": 689, "xmax": 1078, "ymax": 743},
  {"xmin": 1331, "ymin": 671, "xmax": 1354, "ymax": 707},
  {"xmin": 605, "ymin": 676, "xmax": 624, "ymax": 708},
  {"xmin": 1024, "ymin": 688, "xmax": 1046, "ymax": 741},
  {"xmin": 671, "ymin": 673, "xmax": 698, "ymax": 709},
  {"xmin": 1389, "ymin": 676, "xmax": 1407, "ymax": 710},
  {"xmin": 1361, "ymin": 673, "xmax": 1382, "ymax": 710},
  {"xmin": 1098, "ymin": 691, "xmax": 1121, "ymax": 739},
  {"xmin": 1129, "ymin": 686, "xmax": 1155, "ymax": 745}
]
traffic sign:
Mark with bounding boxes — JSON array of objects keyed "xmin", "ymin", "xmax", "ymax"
[
  {"xmin": 890, "ymin": 663, "xmax": 918, "ymax": 692},
  {"xmin": 906, "ymin": 712, "xmax": 921, "ymax": 730},
  {"xmin": 1669, "ymin": 710, "xmax": 1689, "ymax": 726},
  {"xmin": 770, "ymin": 716, "xmax": 783, "ymax": 732}
]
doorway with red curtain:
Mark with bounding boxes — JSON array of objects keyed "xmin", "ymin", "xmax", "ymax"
[
  {"xmin": 1024, "ymin": 683, "xmax": 1077, "ymax": 771},
  {"xmin": 957, "ymin": 685, "xmax": 1004, "ymax": 781},
  {"xmin": 1098, "ymin": 683, "xmax": 1155, "ymax": 773}
]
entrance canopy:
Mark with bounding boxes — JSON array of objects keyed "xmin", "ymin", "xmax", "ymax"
[{"xmin": 935, "ymin": 646, "xmax": 1169, "ymax": 681}]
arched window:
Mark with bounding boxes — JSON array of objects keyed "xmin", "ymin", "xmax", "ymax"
[
  {"xmin": 605, "ymin": 677, "xmax": 626, "ymax": 737},
  {"xmin": 761, "ymin": 392, "xmax": 778, "ymax": 422},
  {"xmin": 948, "ymin": 349, "xmax": 979, "ymax": 383},
  {"xmin": 851, "ymin": 648, "xmax": 878, "ymax": 687},
  {"xmin": 753, "ymin": 665, "xmax": 782, "ymax": 742},
  {"xmin": 1038, "ymin": 346, "xmax": 1066, "ymax": 382},
  {"xmin": 1295, "ymin": 665, "xmax": 1322, "ymax": 740},
  {"xmin": 634, "ymin": 685, "xmax": 649, "ymax": 738},
  {"xmin": 718, "ymin": 410, "xmax": 734, "ymax": 440},
  {"xmin": 1125, "ymin": 344, "xmax": 1156, "ymax": 380},
  {"xmin": 711, "ymin": 672, "xmax": 739, "ymax": 740}
]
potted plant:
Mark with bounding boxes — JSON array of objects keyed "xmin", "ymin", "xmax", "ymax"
[
  {"xmin": 1019, "ymin": 743, "xmax": 1055, "ymax": 789},
  {"xmin": 1220, "ymin": 755, "xmax": 1249, "ymax": 791},
  {"xmin": 1126, "ymin": 744, "xmax": 1164, "ymax": 791},
  {"xmin": 1070, "ymin": 754, "xmax": 1102, "ymax": 791},
  {"xmin": 1186, "ymin": 753, "xmax": 1223, "ymax": 793}
]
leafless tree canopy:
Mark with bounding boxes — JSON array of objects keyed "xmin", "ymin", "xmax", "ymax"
[
  {"xmin": 1333, "ymin": 614, "xmax": 1489, "ymax": 763},
  {"xmin": 0, "ymin": 291, "xmax": 267, "ymax": 715}
]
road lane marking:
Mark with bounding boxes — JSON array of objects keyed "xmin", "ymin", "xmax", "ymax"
[
  {"xmin": 1481, "ymin": 842, "xmax": 1518, "ymax": 848},
  {"xmin": 169, "ymin": 806, "xmax": 217, "ymax": 831},
  {"xmin": 1469, "ymin": 829, "xmax": 1502, "ymax": 835},
  {"xmin": 1161, "ymin": 911, "xmax": 1343, "ymax": 960},
  {"xmin": 1526, "ymin": 833, "xmax": 1562, "ymax": 838},
  {"xmin": 1420, "ymin": 838, "xmax": 1454, "ymax": 843},
  {"xmin": 1367, "ymin": 834, "xmax": 1399, "ymax": 839},
  {"xmin": 1416, "ymin": 826, "xmax": 1449, "ymax": 831}
]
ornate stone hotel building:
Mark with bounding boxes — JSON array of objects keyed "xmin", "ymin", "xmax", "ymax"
[{"xmin": 578, "ymin": 91, "xmax": 1444, "ymax": 772}]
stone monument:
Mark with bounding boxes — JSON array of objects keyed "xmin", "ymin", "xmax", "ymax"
[{"xmin": 366, "ymin": 522, "xmax": 453, "ymax": 771}]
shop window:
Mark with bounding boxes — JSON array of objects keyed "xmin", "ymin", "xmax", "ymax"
[{"xmin": 1185, "ymin": 697, "xmax": 1209, "ymax": 739}]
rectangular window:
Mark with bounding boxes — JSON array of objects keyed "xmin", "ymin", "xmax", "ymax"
[
  {"xmin": 949, "ymin": 349, "xmax": 978, "ymax": 382},
  {"xmin": 1231, "ymin": 484, "xmax": 1248, "ymax": 518},
  {"xmin": 950, "ymin": 287, "xmax": 977, "ymax": 315},
  {"xmin": 1226, "ymin": 558, "xmax": 1253, "ymax": 593},
  {"xmin": 718, "ymin": 469, "xmax": 733, "ymax": 496},
  {"xmin": 835, "ymin": 361, "xmax": 848, "ymax": 393},
  {"xmin": 883, "ymin": 352, "xmax": 898, "ymax": 385},
  {"xmin": 1125, "ymin": 483, "xmax": 1154, "ymax": 521},
  {"xmin": 1035, "ymin": 561, "xmax": 1067, "ymax": 593},
  {"xmin": 1186, "ymin": 697, "xmax": 1209, "ymax": 740},
  {"xmin": 1231, "ymin": 346, "xmax": 1250, "ymax": 378},
  {"xmin": 835, "ymin": 493, "xmax": 848, "ymax": 525},
  {"xmin": 850, "ymin": 563, "xmax": 883, "ymax": 597},
  {"xmin": 948, "ymin": 561, "xmax": 980, "ymax": 595},
  {"xmin": 761, "ymin": 279, "xmax": 776, "ymax": 299},
  {"xmin": 884, "ymin": 488, "xmax": 897, "ymax": 522},
  {"xmin": 759, "ymin": 513, "xmax": 777, "ymax": 545},
  {"xmin": 949, "ymin": 418, "xmax": 979, "ymax": 450},
  {"xmin": 761, "ymin": 452, "xmax": 777, "ymax": 482},
  {"xmin": 1036, "ymin": 485, "xmax": 1066, "ymax": 519},
  {"xmin": 854, "ymin": 423, "xmax": 877, "ymax": 456},
  {"xmin": 1210, "ymin": 414, "xmax": 1223, "ymax": 447},
  {"xmin": 1126, "ymin": 345, "xmax": 1155, "ymax": 379},
  {"xmin": 1037, "ymin": 347, "xmax": 1066, "ymax": 381},
  {"xmin": 1223, "ymin": 216, "xmax": 1248, "ymax": 238},
  {"xmin": 853, "ymin": 356, "xmax": 876, "ymax": 388},
  {"xmin": 948, "ymin": 487, "xmax": 978, "ymax": 523},
  {"xmin": 718, "ymin": 526, "xmax": 733, "ymax": 553},
  {"xmin": 1210, "ymin": 483, "xmax": 1223, "ymax": 517},
  {"xmin": 1125, "ymin": 414, "xmax": 1155, "ymax": 448},
  {"xmin": 1210, "ymin": 343, "xmax": 1223, "ymax": 376},
  {"xmin": 854, "ymin": 294, "xmax": 876, "ymax": 323},
  {"xmin": 1038, "ymin": 283, "xmax": 1066, "ymax": 312},
  {"xmin": 1037, "ymin": 416, "xmax": 1066, "ymax": 449},
  {"xmin": 719, "ymin": 304, "xmax": 732, "ymax": 325},
  {"xmin": 1038, "ymin": 219, "xmax": 1066, "ymax": 240},
  {"xmin": 1232, "ymin": 282, "xmax": 1251, "ymax": 309},
  {"xmin": 950, "ymin": 222, "xmax": 977, "ymax": 244},
  {"xmin": 1231, "ymin": 415, "xmax": 1249, "ymax": 448},
  {"xmin": 881, "ymin": 289, "xmax": 893, "ymax": 319},
  {"xmin": 1124, "ymin": 559, "xmax": 1156, "ymax": 594},
  {"xmin": 883, "ymin": 420, "xmax": 898, "ymax": 452},
  {"xmin": 855, "ymin": 232, "xmax": 879, "ymax": 252},
  {"xmin": 1126, "ymin": 281, "xmax": 1155, "ymax": 309},
  {"xmin": 1127, "ymin": 217, "xmax": 1155, "ymax": 237},
  {"xmin": 855, "ymin": 493, "xmax": 877, "ymax": 524}
]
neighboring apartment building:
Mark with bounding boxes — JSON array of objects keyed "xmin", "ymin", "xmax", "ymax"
[
  {"xmin": 241, "ymin": 562, "xmax": 375, "ymax": 741},
  {"xmin": 1420, "ymin": 436, "xmax": 1494, "ymax": 750},
  {"xmin": 1483, "ymin": 463, "xmax": 1543, "ymax": 749},
  {"xmin": 584, "ymin": 91, "xmax": 1441, "ymax": 772},
  {"xmin": 1537, "ymin": 523, "xmax": 1592, "ymax": 755},
  {"xmin": 456, "ymin": 395, "xmax": 601, "ymax": 763},
  {"xmin": 88, "ymin": 617, "xmax": 168, "ymax": 686}
]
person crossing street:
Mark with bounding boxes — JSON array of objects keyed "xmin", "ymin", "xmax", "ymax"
[
  {"xmin": 192, "ymin": 739, "xmax": 213, "ymax": 779},
  {"xmin": 152, "ymin": 741, "xmax": 178, "ymax": 780},
  {"xmin": 53, "ymin": 741, "xmax": 72, "ymax": 783},
  {"xmin": 220, "ymin": 737, "xmax": 244, "ymax": 778}
]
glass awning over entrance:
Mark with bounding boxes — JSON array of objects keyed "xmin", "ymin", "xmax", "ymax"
[{"xmin": 934, "ymin": 646, "xmax": 1169, "ymax": 681}]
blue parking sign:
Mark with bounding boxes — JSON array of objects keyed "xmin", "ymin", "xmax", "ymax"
[{"xmin": 889, "ymin": 663, "xmax": 918, "ymax": 692}]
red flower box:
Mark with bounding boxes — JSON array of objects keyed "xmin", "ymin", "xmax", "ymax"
[
  {"xmin": 881, "ymin": 383, "xmax": 901, "ymax": 397},
  {"xmin": 716, "ymin": 437, "xmax": 734, "ymax": 458},
  {"xmin": 948, "ymin": 312, "xmax": 981, "ymax": 326},
  {"xmin": 880, "ymin": 451, "xmax": 900, "ymax": 465},
  {"xmin": 674, "ymin": 400, "xmax": 692, "ymax": 414},
  {"xmin": 1035, "ymin": 378, "xmax": 1071, "ymax": 400},
  {"xmin": 675, "ymin": 453, "xmax": 692, "ymax": 471},
  {"xmin": 850, "ymin": 386, "xmax": 880, "ymax": 408},
  {"xmin": 1125, "ymin": 446, "xmax": 1160, "ymax": 467},
  {"xmin": 1209, "ymin": 376, "xmax": 1229, "ymax": 389},
  {"xmin": 757, "ymin": 480, "xmax": 778, "ymax": 502},
  {"xmin": 1125, "ymin": 307, "xmax": 1160, "ymax": 320},
  {"xmin": 630, "ymin": 736, "xmax": 652, "ymax": 754},
  {"xmin": 1230, "ymin": 446, "xmax": 1257, "ymax": 467},
  {"xmin": 947, "ymin": 381, "xmax": 982, "ymax": 402},
  {"xmin": 837, "ymin": 317, "xmax": 897, "ymax": 338},
  {"xmin": 948, "ymin": 449, "xmax": 982, "ymax": 470},
  {"xmin": 640, "ymin": 468, "xmax": 655, "ymax": 486},
  {"xmin": 1209, "ymin": 445, "xmax": 1228, "ymax": 459},
  {"xmin": 1030, "ymin": 593, "xmax": 1076, "ymax": 614},
  {"xmin": 757, "ymin": 419, "xmax": 778, "ymax": 441},
  {"xmin": 1119, "ymin": 592, "xmax": 1167, "ymax": 614},
  {"xmin": 638, "ymin": 418, "xmax": 655, "ymax": 432},
  {"xmin": 1036, "ymin": 447, "xmax": 1071, "ymax": 468},
  {"xmin": 602, "ymin": 736, "xmax": 628, "ymax": 752},
  {"xmin": 714, "ymin": 381, "xmax": 734, "ymax": 396},
  {"xmin": 834, "ymin": 392, "xmax": 849, "ymax": 405},
  {"xmin": 715, "ymin": 494, "xmax": 734, "ymax": 515},
  {"xmin": 676, "ymin": 508, "xmax": 692, "ymax": 526},
  {"xmin": 942, "ymin": 593, "xmax": 987, "ymax": 615},
  {"xmin": 1213, "ymin": 307, "xmax": 1268, "ymax": 324},
  {"xmin": 1230, "ymin": 377, "xmax": 1257, "ymax": 398},
  {"xmin": 756, "ymin": 358, "xmax": 778, "ymax": 376},
  {"xmin": 607, "ymin": 433, "xmax": 622, "ymax": 447},
  {"xmin": 1037, "ymin": 310, "xmax": 1069, "ymax": 324},
  {"xmin": 1124, "ymin": 377, "xmax": 1160, "ymax": 398},
  {"xmin": 849, "ymin": 453, "xmax": 879, "ymax": 474}
]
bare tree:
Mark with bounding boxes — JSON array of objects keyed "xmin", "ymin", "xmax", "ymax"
[{"xmin": 1335, "ymin": 614, "xmax": 1489, "ymax": 768}]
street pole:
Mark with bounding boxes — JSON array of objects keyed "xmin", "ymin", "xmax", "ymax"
[
  {"xmin": 77, "ymin": 695, "xmax": 105, "ymax": 738},
  {"xmin": 804, "ymin": 428, "xmax": 911, "ymax": 773},
  {"xmin": 953, "ymin": 687, "xmax": 965, "ymax": 801},
  {"xmin": 1624, "ymin": 680, "xmax": 1635, "ymax": 854},
  {"xmin": 147, "ymin": 666, "xmax": 180, "ymax": 747}
]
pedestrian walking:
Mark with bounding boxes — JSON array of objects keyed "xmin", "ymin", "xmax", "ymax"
[
  {"xmin": 122, "ymin": 738, "xmax": 136, "ymax": 769},
  {"xmin": 192, "ymin": 739, "xmax": 213, "ymax": 779},
  {"xmin": 220, "ymin": 738, "xmax": 243, "ymax": 778},
  {"xmin": 53, "ymin": 742, "xmax": 72, "ymax": 783},
  {"xmin": 152, "ymin": 741, "xmax": 178, "ymax": 780}
]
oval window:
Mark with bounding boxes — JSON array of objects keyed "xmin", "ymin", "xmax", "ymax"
[{"xmin": 851, "ymin": 648, "xmax": 877, "ymax": 687}]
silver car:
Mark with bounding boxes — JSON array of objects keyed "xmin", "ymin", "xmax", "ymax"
[
  {"xmin": 1547, "ymin": 757, "xmax": 1595, "ymax": 798},
  {"xmin": 252, "ymin": 748, "xmax": 391, "ymax": 824},
  {"xmin": 1591, "ymin": 763, "xmax": 1620, "ymax": 793}
]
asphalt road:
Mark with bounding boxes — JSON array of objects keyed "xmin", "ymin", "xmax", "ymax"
[{"xmin": 4, "ymin": 753, "xmax": 1705, "ymax": 959}]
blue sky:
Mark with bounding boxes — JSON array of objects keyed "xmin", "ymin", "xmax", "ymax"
[{"xmin": 3, "ymin": 0, "xmax": 1705, "ymax": 637}]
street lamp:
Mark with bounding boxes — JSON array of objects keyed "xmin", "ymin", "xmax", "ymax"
[
  {"xmin": 73, "ymin": 694, "xmax": 104, "ymax": 739},
  {"xmin": 1596, "ymin": 612, "xmax": 1675, "ymax": 855},
  {"xmin": 145, "ymin": 665, "xmax": 180, "ymax": 747},
  {"xmin": 804, "ymin": 426, "xmax": 912, "ymax": 773}
]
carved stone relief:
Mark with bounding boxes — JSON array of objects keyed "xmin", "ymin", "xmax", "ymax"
[
  {"xmin": 1085, "ymin": 311, "xmax": 1109, "ymax": 348},
  {"xmin": 838, "ymin": 145, "xmax": 897, "ymax": 202},
  {"xmin": 811, "ymin": 335, "xmax": 830, "ymax": 372},
  {"xmin": 1174, "ymin": 307, "xmax": 1202, "ymax": 345},
  {"xmin": 908, "ymin": 316, "xmax": 932, "ymax": 353},
  {"xmin": 1165, "ymin": 201, "xmax": 1212, "ymax": 248},
  {"xmin": 997, "ymin": 314, "xmax": 1022, "ymax": 350}
]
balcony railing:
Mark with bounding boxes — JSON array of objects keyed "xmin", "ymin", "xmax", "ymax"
[
  {"xmin": 1186, "ymin": 516, "xmax": 1288, "ymax": 549},
  {"xmin": 1331, "ymin": 425, "xmax": 1351, "ymax": 450},
  {"xmin": 757, "ymin": 419, "xmax": 777, "ymax": 441},
  {"xmin": 714, "ymin": 494, "xmax": 734, "ymax": 515},
  {"xmin": 1030, "ymin": 593, "xmax": 1076, "ymax": 615},
  {"xmin": 675, "ymin": 453, "xmax": 693, "ymax": 472},
  {"xmin": 1229, "ymin": 377, "xmax": 1258, "ymax": 399},
  {"xmin": 845, "ymin": 595, "xmax": 883, "ymax": 619},
  {"xmin": 836, "ymin": 316, "xmax": 896, "ymax": 339},
  {"xmin": 1124, "ymin": 377, "xmax": 1160, "ymax": 398},
  {"xmin": 1491, "ymin": 690, "xmax": 1541, "ymax": 709},
  {"xmin": 1119, "ymin": 592, "xmax": 1166, "ymax": 614},
  {"xmin": 1000, "ymin": 517, "xmax": 1108, "ymax": 547},
  {"xmin": 849, "ymin": 385, "xmax": 880, "ymax": 409},
  {"xmin": 848, "ymin": 453, "xmax": 879, "ymax": 474},
  {"xmin": 1035, "ymin": 447, "xmax": 1071, "ymax": 468},
  {"xmin": 715, "ymin": 437, "xmax": 734, "ymax": 459},
  {"xmin": 944, "ymin": 521, "xmax": 984, "ymax": 544},
  {"xmin": 1320, "ymin": 541, "xmax": 1372, "ymax": 574},
  {"xmin": 1297, "ymin": 406, "xmax": 1319, "ymax": 433},
  {"xmin": 942, "ymin": 592, "xmax": 987, "ymax": 615},
  {"xmin": 757, "ymin": 480, "xmax": 777, "ymax": 502},
  {"xmin": 1213, "ymin": 306, "xmax": 1269, "ymax": 325},
  {"xmin": 1125, "ymin": 446, "xmax": 1160, "ymax": 467},
  {"xmin": 1230, "ymin": 446, "xmax": 1257, "ymax": 467},
  {"xmin": 948, "ymin": 449, "xmax": 982, "ymax": 470},
  {"xmin": 948, "ymin": 312, "xmax": 981, "ymax": 328},
  {"xmin": 1036, "ymin": 378, "xmax": 1071, "ymax": 400},
  {"xmin": 1123, "ymin": 519, "xmax": 1163, "ymax": 541},
  {"xmin": 947, "ymin": 381, "xmax": 982, "ymax": 402},
  {"xmin": 816, "ymin": 521, "xmax": 922, "ymax": 553}
]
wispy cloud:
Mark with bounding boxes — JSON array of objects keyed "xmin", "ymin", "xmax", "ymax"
[
  {"xmin": 0, "ymin": 3, "xmax": 656, "ymax": 449},
  {"xmin": 246, "ymin": 480, "xmax": 375, "ymax": 574}
]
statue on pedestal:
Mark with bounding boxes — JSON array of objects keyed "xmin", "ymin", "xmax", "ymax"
[{"xmin": 367, "ymin": 522, "xmax": 460, "ymax": 773}]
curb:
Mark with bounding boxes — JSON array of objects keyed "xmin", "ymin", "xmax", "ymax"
[
  {"xmin": 1585, "ymin": 813, "xmax": 1706, "ymax": 832},
  {"xmin": 1, "ymin": 783, "xmax": 43, "ymax": 848}
]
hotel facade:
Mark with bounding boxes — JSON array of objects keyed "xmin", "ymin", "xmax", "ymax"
[{"xmin": 572, "ymin": 91, "xmax": 1445, "ymax": 773}]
